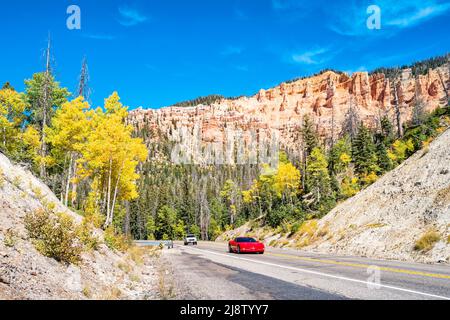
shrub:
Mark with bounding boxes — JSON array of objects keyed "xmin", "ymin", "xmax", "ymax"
[
  {"xmin": 290, "ymin": 221, "xmax": 302, "ymax": 234},
  {"xmin": 0, "ymin": 169, "xmax": 4, "ymax": 188},
  {"xmin": 4, "ymin": 229, "xmax": 18, "ymax": 247},
  {"xmin": 414, "ymin": 230, "xmax": 441, "ymax": 252},
  {"xmin": 12, "ymin": 176, "xmax": 22, "ymax": 188},
  {"xmin": 104, "ymin": 226, "xmax": 131, "ymax": 252},
  {"xmin": 76, "ymin": 221, "xmax": 100, "ymax": 251},
  {"xmin": 266, "ymin": 205, "xmax": 291, "ymax": 228},
  {"xmin": 31, "ymin": 185, "xmax": 44, "ymax": 200},
  {"xmin": 24, "ymin": 209, "xmax": 82, "ymax": 264},
  {"xmin": 298, "ymin": 220, "xmax": 318, "ymax": 237}
]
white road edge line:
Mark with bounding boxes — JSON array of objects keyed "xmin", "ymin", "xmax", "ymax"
[{"xmin": 177, "ymin": 245, "xmax": 450, "ymax": 300}]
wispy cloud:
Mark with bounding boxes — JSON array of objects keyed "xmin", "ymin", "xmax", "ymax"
[
  {"xmin": 82, "ymin": 33, "xmax": 116, "ymax": 41},
  {"xmin": 386, "ymin": 2, "xmax": 450, "ymax": 27},
  {"xmin": 328, "ymin": 0, "xmax": 450, "ymax": 36},
  {"xmin": 118, "ymin": 5, "xmax": 148, "ymax": 27},
  {"xmin": 221, "ymin": 46, "xmax": 244, "ymax": 56},
  {"xmin": 291, "ymin": 48, "xmax": 330, "ymax": 65}
]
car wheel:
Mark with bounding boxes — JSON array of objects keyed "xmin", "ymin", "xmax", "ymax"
[
  {"xmin": 228, "ymin": 245, "xmax": 233, "ymax": 253},
  {"xmin": 237, "ymin": 246, "xmax": 241, "ymax": 254},
  {"xmin": 184, "ymin": 242, "xmax": 187, "ymax": 246}
]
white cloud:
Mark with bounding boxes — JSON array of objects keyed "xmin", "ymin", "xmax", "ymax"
[
  {"xmin": 291, "ymin": 48, "xmax": 330, "ymax": 65},
  {"xmin": 328, "ymin": 0, "xmax": 450, "ymax": 36},
  {"xmin": 118, "ymin": 5, "xmax": 148, "ymax": 27}
]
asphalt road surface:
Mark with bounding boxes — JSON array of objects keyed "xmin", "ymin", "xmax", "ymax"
[{"xmin": 165, "ymin": 241, "xmax": 450, "ymax": 300}]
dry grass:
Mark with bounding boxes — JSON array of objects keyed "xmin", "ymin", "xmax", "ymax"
[
  {"xmin": 297, "ymin": 220, "xmax": 318, "ymax": 237},
  {"xmin": 127, "ymin": 246, "xmax": 145, "ymax": 265},
  {"xmin": 102, "ymin": 287, "xmax": 122, "ymax": 300},
  {"xmin": 117, "ymin": 261, "xmax": 132, "ymax": 274},
  {"xmin": 366, "ymin": 223, "xmax": 387, "ymax": 229},
  {"xmin": 434, "ymin": 185, "xmax": 450, "ymax": 207},
  {"xmin": 157, "ymin": 266, "xmax": 175, "ymax": 300},
  {"xmin": 130, "ymin": 274, "xmax": 141, "ymax": 283},
  {"xmin": 295, "ymin": 238, "xmax": 310, "ymax": 248},
  {"xmin": 3, "ymin": 229, "xmax": 18, "ymax": 247},
  {"xmin": 414, "ymin": 230, "xmax": 441, "ymax": 252},
  {"xmin": 0, "ymin": 169, "xmax": 5, "ymax": 188},
  {"xmin": 82, "ymin": 286, "xmax": 92, "ymax": 298},
  {"xmin": 447, "ymin": 235, "xmax": 450, "ymax": 244}
]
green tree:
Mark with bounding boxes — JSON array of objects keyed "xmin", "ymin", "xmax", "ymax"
[
  {"xmin": 328, "ymin": 135, "xmax": 352, "ymax": 175},
  {"xmin": 24, "ymin": 73, "xmax": 70, "ymax": 129},
  {"xmin": 301, "ymin": 115, "xmax": 318, "ymax": 155},
  {"xmin": 376, "ymin": 141, "xmax": 393, "ymax": 173},
  {"xmin": 155, "ymin": 205, "xmax": 178, "ymax": 240},
  {"xmin": 306, "ymin": 148, "xmax": 332, "ymax": 210},
  {"xmin": 352, "ymin": 123, "xmax": 379, "ymax": 175}
]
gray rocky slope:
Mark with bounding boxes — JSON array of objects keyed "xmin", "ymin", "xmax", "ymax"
[{"xmin": 0, "ymin": 153, "xmax": 158, "ymax": 300}]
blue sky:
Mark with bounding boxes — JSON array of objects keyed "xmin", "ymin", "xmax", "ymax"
[{"xmin": 1, "ymin": 0, "xmax": 449, "ymax": 109}]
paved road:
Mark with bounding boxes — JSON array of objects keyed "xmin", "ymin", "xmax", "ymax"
[{"xmin": 167, "ymin": 241, "xmax": 450, "ymax": 300}]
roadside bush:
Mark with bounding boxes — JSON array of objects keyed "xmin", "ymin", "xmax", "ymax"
[
  {"xmin": 24, "ymin": 209, "xmax": 82, "ymax": 264},
  {"xmin": 104, "ymin": 226, "xmax": 131, "ymax": 252},
  {"xmin": 266, "ymin": 205, "xmax": 290, "ymax": 228},
  {"xmin": 76, "ymin": 220, "xmax": 100, "ymax": 251},
  {"xmin": 414, "ymin": 230, "xmax": 441, "ymax": 252}
]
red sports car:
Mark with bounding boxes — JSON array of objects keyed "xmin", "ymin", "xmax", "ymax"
[{"xmin": 228, "ymin": 237, "xmax": 265, "ymax": 254}]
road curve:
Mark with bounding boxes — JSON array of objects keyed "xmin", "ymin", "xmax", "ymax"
[{"xmin": 167, "ymin": 241, "xmax": 450, "ymax": 300}]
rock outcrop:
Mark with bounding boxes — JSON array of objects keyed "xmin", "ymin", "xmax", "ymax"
[{"xmin": 129, "ymin": 64, "xmax": 449, "ymax": 160}]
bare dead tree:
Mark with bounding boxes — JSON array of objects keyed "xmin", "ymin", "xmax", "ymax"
[
  {"xmin": 327, "ymin": 77, "xmax": 336, "ymax": 149},
  {"xmin": 77, "ymin": 57, "xmax": 91, "ymax": 101},
  {"xmin": 39, "ymin": 34, "xmax": 53, "ymax": 178},
  {"xmin": 390, "ymin": 68, "xmax": 404, "ymax": 138},
  {"xmin": 412, "ymin": 77, "xmax": 425, "ymax": 126}
]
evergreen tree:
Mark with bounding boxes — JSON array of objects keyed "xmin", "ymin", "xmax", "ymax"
[
  {"xmin": 376, "ymin": 142, "xmax": 393, "ymax": 173},
  {"xmin": 301, "ymin": 115, "xmax": 318, "ymax": 155},
  {"xmin": 352, "ymin": 123, "xmax": 379, "ymax": 175}
]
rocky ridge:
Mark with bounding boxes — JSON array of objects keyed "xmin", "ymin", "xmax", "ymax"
[{"xmin": 129, "ymin": 64, "xmax": 449, "ymax": 159}]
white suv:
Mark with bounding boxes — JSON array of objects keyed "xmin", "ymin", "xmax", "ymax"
[{"xmin": 184, "ymin": 234, "xmax": 198, "ymax": 245}]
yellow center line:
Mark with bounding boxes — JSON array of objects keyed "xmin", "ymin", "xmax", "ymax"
[{"xmin": 266, "ymin": 252, "xmax": 450, "ymax": 280}]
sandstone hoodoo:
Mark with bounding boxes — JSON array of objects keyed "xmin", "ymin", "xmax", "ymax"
[{"xmin": 129, "ymin": 61, "xmax": 449, "ymax": 158}]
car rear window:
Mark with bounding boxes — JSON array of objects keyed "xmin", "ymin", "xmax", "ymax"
[{"xmin": 236, "ymin": 237, "xmax": 256, "ymax": 243}]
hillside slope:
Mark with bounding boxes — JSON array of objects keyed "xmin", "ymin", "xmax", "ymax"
[
  {"xmin": 0, "ymin": 153, "xmax": 158, "ymax": 300},
  {"xmin": 218, "ymin": 128, "xmax": 450, "ymax": 264},
  {"xmin": 306, "ymin": 128, "xmax": 450, "ymax": 263}
]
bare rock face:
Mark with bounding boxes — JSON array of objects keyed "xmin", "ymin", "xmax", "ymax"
[{"xmin": 129, "ymin": 64, "xmax": 450, "ymax": 157}]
